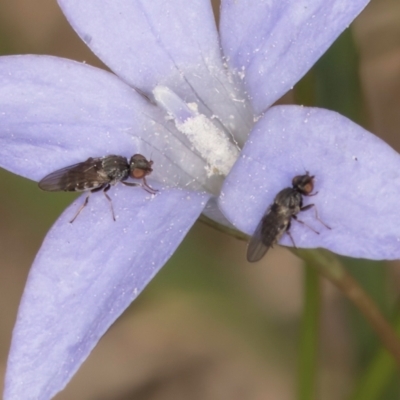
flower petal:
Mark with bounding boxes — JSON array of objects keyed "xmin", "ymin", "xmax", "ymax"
[
  {"xmin": 220, "ymin": 0, "xmax": 370, "ymax": 115},
  {"xmin": 219, "ymin": 105, "xmax": 400, "ymax": 260},
  {"xmin": 4, "ymin": 186, "xmax": 209, "ymax": 400},
  {"xmin": 57, "ymin": 0, "xmax": 254, "ymax": 144},
  {"xmin": 0, "ymin": 55, "xmax": 209, "ymax": 190}
]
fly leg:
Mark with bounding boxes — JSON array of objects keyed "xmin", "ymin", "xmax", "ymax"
[
  {"xmin": 69, "ymin": 187, "xmax": 97, "ymax": 224},
  {"xmin": 70, "ymin": 185, "xmax": 112, "ymax": 223},
  {"xmin": 69, "ymin": 184, "xmax": 118, "ymax": 223},
  {"xmin": 122, "ymin": 182, "xmax": 139, "ymax": 187},
  {"xmin": 301, "ymin": 203, "xmax": 331, "ymax": 230},
  {"xmin": 70, "ymin": 193, "xmax": 91, "ymax": 223},
  {"xmin": 283, "ymin": 220, "xmax": 297, "ymax": 248},
  {"xmin": 286, "ymin": 228, "xmax": 297, "ymax": 248},
  {"xmin": 292, "ymin": 205, "xmax": 320, "ymax": 234},
  {"xmin": 101, "ymin": 184, "xmax": 116, "ymax": 221},
  {"xmin": 122, "ymin": 179, "xmax": 157, "ymax": 194},
  {"xmin": 142, "ymin": 177, "xmax": 158, "ymax": 194}
]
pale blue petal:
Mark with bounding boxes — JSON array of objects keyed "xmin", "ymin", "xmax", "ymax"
[
  {"xmin": 4, "ymin": 186, "xmax": 209, "ymax": 400},
  {"xmin": 57, "ymin": 0, "xmax": 254, "ymax": 145},
  {"xmin": 220, "ymin": 0, "xmax": 370, "ymax": 115},
  {"xmin": 0, "ymin": 55, "xmax": 208, "ymax": 189},
  {"xmin": 219, "ymin": 105, "xmax": 400, "ymax": 260}
]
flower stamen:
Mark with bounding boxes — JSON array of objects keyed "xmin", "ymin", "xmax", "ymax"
[{"xmin": 153, "ymin": 85, "xmax": 239, "ymax": 177}]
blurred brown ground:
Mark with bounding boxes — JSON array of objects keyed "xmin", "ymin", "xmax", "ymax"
[{"xmin": 0, "ymin": 0, "xmax": 399, "ymax": 399}]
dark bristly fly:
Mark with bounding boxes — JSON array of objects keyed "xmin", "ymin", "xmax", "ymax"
[
  {"xmin": 38, "ymin": 154, "xmax": 156, "ymax": 223},
  {"xmin": 246, "ymin": 173, "xmax": 330, "ymax": 263}
]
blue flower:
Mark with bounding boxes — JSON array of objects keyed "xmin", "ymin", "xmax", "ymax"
[{"xmin": 1, "ymin": 0, "xmax": 397, "ymax": 398}]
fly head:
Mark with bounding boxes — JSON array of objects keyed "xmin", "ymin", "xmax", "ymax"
[
  {"xmin": 292, "ymin": 173, "xmax": 315, "ymax": 196},
  {"xmin": 129, "ymin": 154, "xmax": 154, "ymax": 180}
]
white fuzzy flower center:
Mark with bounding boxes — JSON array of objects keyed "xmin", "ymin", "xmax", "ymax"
[{"xmin": 153, "ymin": 86, "xmax": 240, "ymax": 177}]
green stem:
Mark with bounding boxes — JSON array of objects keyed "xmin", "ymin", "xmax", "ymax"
[
  {"xmin": 298, "ymin": 266, "xmax": 320, "ymax": 400},
  {"xmin": 294, "ymin": 249, "xmax": 400, "ymax": 368},
  {"xmin": 348, "ymin": 310, "xmax": 400, "ymax": 400}
]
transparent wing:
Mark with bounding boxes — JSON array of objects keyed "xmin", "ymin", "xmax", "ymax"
[
  {"xmin": 246, "ymin": 218, "xmax": 270, "ymax": 262},
  {"xmin": 246, "ymin": 210, "xmax": 286, "ymax": 263},
  {"xmin": 38, "ymin": 158, "xmax": 106, "ymax": 192}
]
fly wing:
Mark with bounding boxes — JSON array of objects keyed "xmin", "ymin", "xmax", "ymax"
[
  {"xmin": 38, "ymin": 158, "xmax": 108, "ymax": 192},
  {"xmin": 246, "ymin": 219, "xmax": 270, "ymax": 263},
  {"xmin": 246, "ymin": 209, "xmax": 287, "ymax": 263}
]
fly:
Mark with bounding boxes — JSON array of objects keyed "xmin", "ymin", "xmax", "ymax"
[
  {"xmin": 38, "ymin": 154, "xmax": 156, "ymax": 223},
  {"xmin": 247, "ymin": 173, "xmax": 330, "ymax": 262}
]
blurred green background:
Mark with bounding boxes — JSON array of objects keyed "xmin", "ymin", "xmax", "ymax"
[{"xmin": 1, "ymin": 1, "xmax": 400, "ymax": 399}]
